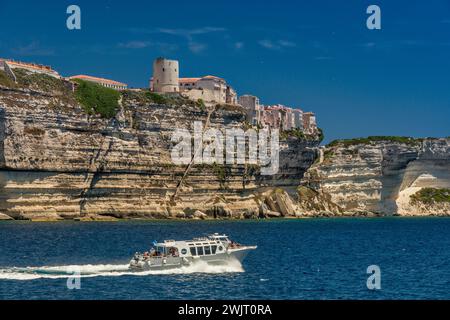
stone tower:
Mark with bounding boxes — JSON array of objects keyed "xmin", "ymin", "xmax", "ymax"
[{"xmin": 152, "ymin": 57, "xmax": 179, "ymax": 93}]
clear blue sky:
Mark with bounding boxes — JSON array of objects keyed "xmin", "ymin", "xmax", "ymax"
[{"xmin": 0, "ymin": 0, "xmax": 449, "ymax": 143}]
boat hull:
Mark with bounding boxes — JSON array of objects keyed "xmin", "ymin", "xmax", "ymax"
[{"xmin": 129, "ymin": 246, "xmax": 256, "ymax": 271}]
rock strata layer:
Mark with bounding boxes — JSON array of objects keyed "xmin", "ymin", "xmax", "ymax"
[
  {"xmin": 300, "ymin": 139, "xmax": 450, "ymax": 216},
  {"xmin": 0, "ymin": 86, "xmax": 318, "ymax": 220}
]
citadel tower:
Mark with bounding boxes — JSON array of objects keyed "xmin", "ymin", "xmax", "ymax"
[{"xmin": 152, "ymin": 57, "xmax": 179, "ymax": 93}]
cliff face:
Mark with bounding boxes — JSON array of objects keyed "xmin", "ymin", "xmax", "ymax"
[
  {"xmin": 300, "ymin": 138, "xmax": 450, "ymax": 216},
  {"xmin": 0, "ymin": 86, "xmax": 318, "ymax": 220}
]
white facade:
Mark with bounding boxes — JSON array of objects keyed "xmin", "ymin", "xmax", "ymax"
[
  {"xmin": 180, "ymin": 75, "xmax": 237, "ymax": 104},
  {"xmin": 293, "ymin": 109, "xmax": 303, "ymax": 130},
  {"xmin": 238, "ymin": 95, "xmax": 260, "ymax": 124},
  {"xmin": 69, "ymin": 75, "xmax": 127, "ymax": 90},
  {"xmin": 303, "ymin": 112, "xmax": 317, "ymax": 134}
]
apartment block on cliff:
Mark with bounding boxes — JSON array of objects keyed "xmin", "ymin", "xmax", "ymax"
[
  {"xmin": 302, "ymin": 112, "xmax": 318, "ymax": 134},
  {"xmin": 150, "ymin": 57, "xmax": 238, "ymax": 104},
  {"xmin": 238, "ymin": 93, "xmax": 317, "ymax": 133},
  {"xmin": 239, "ymin": 95, "xmax": 262, "ymax": 125},
  {"xmin": 69, "ymin": 74, "xmax": 128, "ymax": 90}
]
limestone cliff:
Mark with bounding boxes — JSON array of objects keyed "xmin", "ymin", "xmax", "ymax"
[
  {"xmin": 300, "ymin": 138, "xmax": 450, "ymax": 216},
  {"xmin": 0, "ymin": 84, "xmax": 318, "ymax": 220}
]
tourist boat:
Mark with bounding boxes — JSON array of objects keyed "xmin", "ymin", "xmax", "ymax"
[{"xmin": 129, "ymin": 233, "xmax": 257, "ymax": 270}]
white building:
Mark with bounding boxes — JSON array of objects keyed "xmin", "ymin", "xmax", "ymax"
[
  {"xmin": 150, "ymin": 57, "xmax": 237, "ymax": 104},
  {"xmin": 238, "ymin": 95, "xmax": 261, "ymax": 124},
  {"xmin": 303, "ymin": 112, "xmax": 317, "ymax": 134},
  {"xmin": 69, "ymin": 74, "xmax": 128, "ymax": 90},
  {"xmin": 180, "ymin": 75, "xmax": 237, "ymax": 104},
  {"xmin": 293, "ymin": 109, "xmax": 303, "ymax": 130}
]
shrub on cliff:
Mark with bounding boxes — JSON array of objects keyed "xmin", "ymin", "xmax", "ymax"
[
  {"xmin": 73, "ymin": 79, "xmax": 120, "ymax": 118},
  {"xmin": 410, "ymin": 188, "xmax": 450, "ymax": 204},
  {"xmin": 14, "ymin": 69, "xmax": 70, "ymax": 94},
  {"xmin": 0, "ymin": 70, "xmax": 16, "ymax": 88},
  {"xmin": 144, "ymin": 91, "xmax": 168, "ymax": 104},
  {"xmin": 317, "ymin": 127, "xmax": 324, "ymax": 143},
  {"xmin": 327, "ymin": 136, "xmax": 421, "ymax": 147},
  {"xmin": 281, "ymin": 128, "xmax": 306, "ymax": 140}
]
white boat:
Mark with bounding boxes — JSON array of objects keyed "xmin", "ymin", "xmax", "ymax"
[{"xmin": 129, "ymin": 233, "xmax": 256, "ymax": 270}]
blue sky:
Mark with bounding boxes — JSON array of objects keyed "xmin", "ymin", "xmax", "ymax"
[{"xmin": 0, "ymin": 0, "xmax": 449, "ymax": 143}]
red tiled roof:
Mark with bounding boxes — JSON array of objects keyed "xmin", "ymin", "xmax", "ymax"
[
  {"xmin": 69, "ymin": 74, "xmax": 127, "ymax": 86},
  {"xmin": 202, "ymin": 75, "xmax": 224, "ymax": 80},
  {"xmin": 5, "ymin": 59, "xmax": 57, "ymax": 73},
  {"xmin": 179, "ymin": 77, "xmax": 201, "ymax": 83}
]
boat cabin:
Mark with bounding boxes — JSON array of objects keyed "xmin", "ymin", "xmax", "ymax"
[{"xmin": 151, "ymin": 234, "xmax": 230, "ymax": 258}]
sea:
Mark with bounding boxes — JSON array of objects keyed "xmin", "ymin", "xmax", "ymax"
[{"xmin": 0, "ymin": 218, "xmax": 449, "ymax": 300}]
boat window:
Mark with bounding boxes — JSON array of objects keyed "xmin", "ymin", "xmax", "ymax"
[
  {"xmin": 197, "ymin": 246, "xmax": 204, "ymax": 256},
  {"xmin": 211, "ymin": 245, "xmax": 217, "ymax": 254},
  {"xmin": 190, "ymin": 247, "xmax": 196, "ymax": 256},
  {"xmin": 181, "ymin": 248, "xmax": 187, "ymax": 255},
  {"xmin": 218, "ymin": 246, "xmax": 223, "ymax": 252},
  {"xmin": 204, "ymin": 246, "xmax": 211, "ymax": 255}
]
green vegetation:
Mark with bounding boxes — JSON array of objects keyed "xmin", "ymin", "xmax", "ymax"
[
  {"xmin": 193, "ymin": 162, "xmax": 230, "ymax": 189},
  {"xmin": 73, "ymin": 79, "xmax": 120, "ymax": 118},
  {"xmin": 195, "ymin": 98, "xmax": 206, "ymax": 111},
  {"xmin": 212, "ymin": 162, "xmax": 227, "ymax": 187},
  {"xmin": 14, "ymin": 69, "xmax": 69, "ymax": 94},
  {"xmin": 323, "ymin": 148, "xmax": 335, "ymax": 162},
  {"xmin": 243, "ymin": 163, "xmax": 260, "ymax": 182},
  {"xmin": 144, "ymin": 91, "xmax": 168, "ymax": 104},
  {"xmin": 280, "ymin": 128, "xmax": 324, "ymax": 142},
  {"xmin": 280, "ymin": 128, "xmax": 306, "ymax": 140},
  {"xmin": 410, "ymin": 188, "xmax": 450, "ymax": 204},
  {"xmin": 327, "ymin": 136, "xmax": 422, "ymax": 147},
  {"xmin": 0, "ymin": 70, "xmax": 16, "ymax": 88},
  {"xmin": 122, "ymin": 89, "xmax": 202, "ymax": 109},
  {"xmin": 317, "ymin": 127, "xmax": 324, "ymax": 143}
]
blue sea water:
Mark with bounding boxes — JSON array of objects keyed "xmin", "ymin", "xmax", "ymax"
[{"xmin": 0, "ymin": 218, "xmax": 449, "ymax": 300}]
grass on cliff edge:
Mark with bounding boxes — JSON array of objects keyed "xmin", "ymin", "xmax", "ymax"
[
  {"xmin": 0, "ymin": 70, "xmax": 17, "ymax": 88},
  {"xmin": 327, "ymin": 136, "xmax": 423, "ymax": 147},
  {"xmin": 73, "ymin": 79, "xmax": 120, "ymax": 118},
  {"xmin": 410, "ymin": 188, "xmax": 450, "ymax": 204}
]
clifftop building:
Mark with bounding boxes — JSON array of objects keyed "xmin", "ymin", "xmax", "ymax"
[
  {"xmin": 150, "ymin": 57, "xmax": 237, "ymax": 104},
  {"xmin": 0, "ymin": 58, "xmax": 60, "ymax": 78},
  {"xmin": 239, "ymin": 95, "xmax": 261, "ymax": 124},
  {"xmin": 152, "ymin": 57, "xmax": 179, "ymax": 93},
  {"xmin": 69, "ymin": 75, "xmax": 128, "ymax": 90},
  {"xmin": 238, "ymin": 94, "xmax": 316, "ymax": 134},
  {"xmin": 302, "ymin": 112, "xmax": 317, "ymax": 134}
]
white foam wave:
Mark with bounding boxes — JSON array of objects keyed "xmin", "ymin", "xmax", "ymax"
[{"xmin": 0, "ymin": 259, "xmax": 244, "ymax": 281}]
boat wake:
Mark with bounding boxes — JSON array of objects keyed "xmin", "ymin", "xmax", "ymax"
[{"xmin": 0, "ymin": 259, "xmax": 244, "ymax": 281}]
